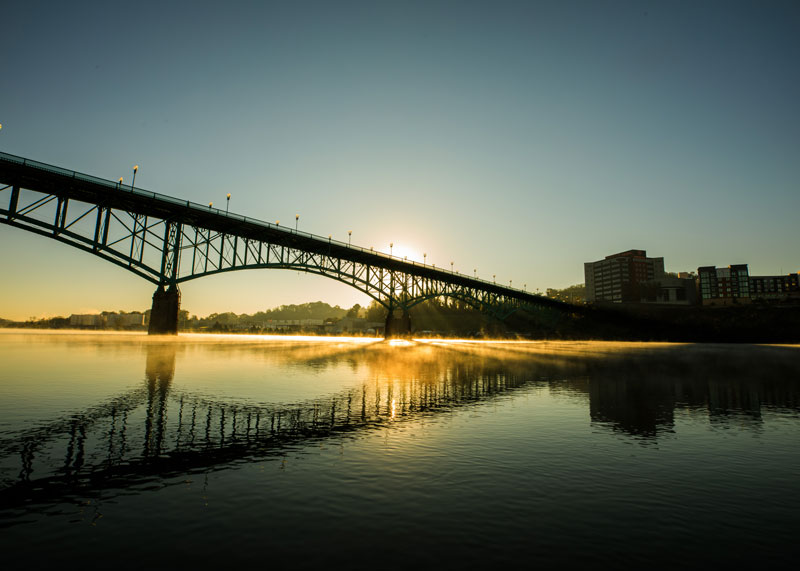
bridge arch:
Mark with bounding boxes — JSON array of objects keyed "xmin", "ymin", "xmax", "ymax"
[{"xmin": 0, "ymin": 152, "xmax": 574, "ymax": 335}]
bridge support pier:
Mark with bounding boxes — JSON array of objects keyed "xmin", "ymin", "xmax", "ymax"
[
  {"xmin": 148, "ymin": 284, "xmax": 181, "ymax": 335},
  {"xmin": 384, "ymin": 310, "xmax": 393, "ymax": 338},
  {"xmin": 400, "ymin": 309, "xmax": 411, "ymax": 336},
  {"xmin": 384, "ymin": 308, "xmax": 412, "ymax": 339}
]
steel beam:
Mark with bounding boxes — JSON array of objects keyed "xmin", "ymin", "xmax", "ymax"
[{"xmin": 0, "ymin": 151, "xmax": 577, "ymax": 336}]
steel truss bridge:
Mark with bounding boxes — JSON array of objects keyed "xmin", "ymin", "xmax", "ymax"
[{"xmin": 0, "ymin": 151, "xmax": 571, "ymax": 334}]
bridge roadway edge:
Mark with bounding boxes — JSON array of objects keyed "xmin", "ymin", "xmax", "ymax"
[{"xmin": 0, "ymin": 151, "xmax": 577, "ymax": 337}]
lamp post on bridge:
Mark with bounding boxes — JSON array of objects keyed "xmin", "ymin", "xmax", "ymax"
[
  {"xmin": 131, "ymin": 165, "xmax": 138, "ymax": 190},
  {"xmin": 451, "ymin": 261, "xmax": 454, "ymax": 273},
  {"xmin": 226, "ymin": 194, "xmax": 231, "ymax": 213},
  {"xmin": 389, "ymin": 243, "xmax": 393, "ymax": 256},
  {"xmin": 493, "ymin": 274, "xmax": 496, "ymax": 284},
  {"xmin": 423, "ymin": 253, "xmax": 427, "ymax": 266},
  {"xmin": 117, "ymin": 177, "xmax": 123, "ymax": 189},
  {"xmin": 209, "ymin": 202, "xmax": 213, "ymax": 208},
  {"xmin": 474, "ymin": 269, "xmax": 477, "ymax": 278},
  {"xmin": 295, "ymin": 214, "xmax": 299, "ymax": 231},
  {"xmin": 348, "ymin": 230, "xmax": 352, "ymax": 245}
]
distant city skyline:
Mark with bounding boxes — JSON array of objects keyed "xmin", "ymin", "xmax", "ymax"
[{"xmin": 1, "ymin": 0, "xmax": 798, "ymax": 320}]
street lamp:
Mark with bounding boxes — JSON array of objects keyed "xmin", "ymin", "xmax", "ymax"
[
  {"xmin": 276, "ymin": 220, "xmax": 280, "ymax": 226},
  {"xmin": 510, "ymin": 280, "xmax": 513, "ymax": 287},
  {"xmin": 209, "ymin": 202, "xmax": 213, "ymax": 208},
  {"xmin": 423, "ymin": 253, "xmax": 427, "ymax": 266},
  {"xmin": 131, "ymin": 165, "xmax": 138, "ymax": 190},
  {"xmin": 474, "ymin": 269, "xmax": 477, "ymax": 278},
  {"xmin": 348, "ymin": 230, "xmax": 352, "ymax": 245},
  {"xmin": 493, "ymin": 274, "xmax": 496, "ymax": 283},
  {"xmin": 389, "ymin": 242, "xmax": 393, "ymax": 256},
  {"xmin": 524, "ymin": 283, "xmax": 527, "ymax": 292},
  {"xmin": 226, "ymin": 193, "xmax": 231, "ymax": 213},
  {"xmin": 295, "ymin": 214, "xmax": 299, "ymax": 231},
  {"xmin": 451, "ymin": 261, "xmax": 454, "ymax": 273},
  {"xmin": 117, "ymin": 177, "xmax": 123, "ymax": 189}
]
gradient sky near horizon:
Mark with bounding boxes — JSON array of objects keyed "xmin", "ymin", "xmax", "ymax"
[{"xmin": 1, "ymin": 0, "xmax": 798, "ymax": 320}]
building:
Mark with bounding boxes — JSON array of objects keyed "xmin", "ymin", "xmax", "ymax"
[
  {"xmin": 260, "ymin": 318, "xmax": 325, "ymax": 332},
  {"xmin": 69, "ymin": 314, "xmax": 105, "ymax": 327},
  {"xmin": 643, "ymin": 274, "xmax": 698, "ymax": 305},
  {"xmin": 585, "ymin": 249, "xmax": 665, "ymax": 303},
  {"xmin": 697, "ymin": 264, "xmax": 750, "ymax": 306},
  {"xmin": 749, "ymin": 273, "xmax": 800, "ymax": 302},
  {"xmin": 326, "ymin": 318, "xmax": 384, "ymax": 334},
  {"xmin": 69, "ymin": 312, "xmax": 147, "ymax": 328},
  {"xmin": 107, "ymin": 313, "xmax": 146, "ymax": 328}
]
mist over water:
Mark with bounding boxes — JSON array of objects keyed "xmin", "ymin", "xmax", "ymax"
[{"xmin": 1, "ymin": 332, "xmax": 798, "ymax": 568}]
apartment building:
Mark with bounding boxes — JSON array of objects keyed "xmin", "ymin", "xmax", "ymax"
[
  {"xmin": 697, "ymin": 264, "xmax": 750, "ymax": 306},
  {"xmin": 585, "ymin": 249, "xmax": 665, "ymax": 303}
]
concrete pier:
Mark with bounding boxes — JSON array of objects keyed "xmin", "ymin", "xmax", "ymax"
[
  {"xmin": 400, "ymin": 309, "xmax": 411, "ymax": 335},
  {"xmin": 384, "ymin": 308, "xmax": 412, "ymax": 338},
  {"xmin": 384, "ymin": 309, "xmax": 394, "ymax": 338},
  {"xmin": 148, "ymin": 284, "xmax": 180, "ymax": 335}
]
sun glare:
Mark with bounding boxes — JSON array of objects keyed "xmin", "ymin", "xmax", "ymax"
[{"xmin": 391, "ymin": 244, "xmax": 423, "ymax": 263}]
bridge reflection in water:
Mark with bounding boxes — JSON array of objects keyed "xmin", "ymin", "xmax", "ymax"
[{"xmin": 1, "ymin": 338, "xmax": 799, "ymax": 509}]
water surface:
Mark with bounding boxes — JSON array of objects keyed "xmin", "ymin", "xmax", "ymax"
[{"xmin": 1, "ymin": 331, "xmax": 798, "ymax": 568}]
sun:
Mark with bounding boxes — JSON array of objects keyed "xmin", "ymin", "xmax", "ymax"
[{"xmin": 391, "ymin": 243, "xmax": 424, "ymax": 264}]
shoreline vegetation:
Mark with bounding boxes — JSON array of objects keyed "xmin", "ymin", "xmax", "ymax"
[{"xmin": 2, "ymin": 299, "xmax": 800, "ymax": 343}]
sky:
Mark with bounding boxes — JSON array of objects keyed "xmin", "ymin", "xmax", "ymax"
[{"xmin": 1, "ymin": 0, "xmax": 798, "ymax": 320}]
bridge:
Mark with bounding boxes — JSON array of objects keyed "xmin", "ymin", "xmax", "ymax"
[{"xmin": 0, "ymin": 151, "xmax": 572, "ymax": 334}]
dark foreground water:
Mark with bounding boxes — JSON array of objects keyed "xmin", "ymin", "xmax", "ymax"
[{"xmin": 1, "ymin": 331, "xmax": 799, "ymax": 568}]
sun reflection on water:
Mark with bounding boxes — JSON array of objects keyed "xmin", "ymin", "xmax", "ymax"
[{"xmin": 1, "ymin": 330, "xmax": 799, "ymax": 518}]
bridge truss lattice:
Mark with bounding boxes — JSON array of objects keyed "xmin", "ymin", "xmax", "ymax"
[{"xmin": 0, "ymin": 152, "xmax": 571, "ymax": 321}]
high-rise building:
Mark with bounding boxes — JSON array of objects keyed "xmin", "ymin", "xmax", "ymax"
[
  {"xmin": 697, "ymin": 264, "xmax": 750, "ymax": 305},
  {"xmin": 584, "ymin": 249, "xmax": 665, "ymax": 303}
]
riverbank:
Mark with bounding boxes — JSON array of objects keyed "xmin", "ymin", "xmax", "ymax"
[
  {"xmin": 4, "ymin": 303, "xmax": 800, "ymax": 343},
  {"xmin": 571, "ymin": 303, "xmax": 800, "ymax": 343}
]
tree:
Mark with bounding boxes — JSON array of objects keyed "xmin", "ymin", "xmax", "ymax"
[
  {"xmin": 365, "ymin": 301, "xmax": 386, "ymax": 322},
  {"xmin": 346, "ymin": 303, "xmax": 362, "ymax": 319}
]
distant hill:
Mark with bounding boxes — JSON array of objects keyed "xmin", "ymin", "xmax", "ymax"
[{"xmin": 188, "ymin": 301, "xmax": 350, "ymax": 327}]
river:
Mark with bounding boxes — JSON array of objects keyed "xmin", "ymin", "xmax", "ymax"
[{"xmin": 1, "ymin": 331, "xmax": 798, "ymax": 568}]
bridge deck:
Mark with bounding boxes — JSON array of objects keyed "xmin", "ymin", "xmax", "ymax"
[{"xmin": 1, "ymin": 151, "xmax": 568, "ymax": 310}]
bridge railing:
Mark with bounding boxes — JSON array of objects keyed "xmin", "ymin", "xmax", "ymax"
[{"xmin": 1, "ymin": 151, "xmax": 549, "ymax": 300}]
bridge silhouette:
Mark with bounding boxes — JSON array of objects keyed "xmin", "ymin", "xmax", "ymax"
[{"xmin": 0, "ymin": 152, "xmax": 571, "ymax": 334}]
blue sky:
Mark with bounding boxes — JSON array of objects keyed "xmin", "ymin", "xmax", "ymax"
[{"xmin": 1, "ymin": 0, "xmax": 798, "ymax": 319}]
